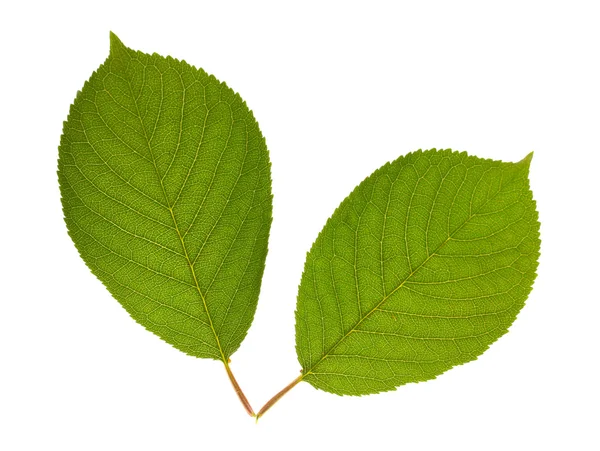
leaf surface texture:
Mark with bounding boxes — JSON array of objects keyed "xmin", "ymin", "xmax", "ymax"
[
  {"xmin": 295, "ymin": 149, "xmax": 539, "ymax": 395},
  {"xmin": 58, "ymin": 34, "xmax": 272, "ymax": 360}
]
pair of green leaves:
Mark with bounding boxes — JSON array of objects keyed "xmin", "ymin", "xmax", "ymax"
[{"xmin": 58, "ymin": 34, "xmax": 540, "ymax": 418}]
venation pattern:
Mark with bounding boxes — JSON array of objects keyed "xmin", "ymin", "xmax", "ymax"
[
  {"xmin": 295, "ymin": 149, "xmax": 539, "ymax": 395},
  {"xmin": 58, "ymin": 34, "xmax": 272, "ymax": 360}
]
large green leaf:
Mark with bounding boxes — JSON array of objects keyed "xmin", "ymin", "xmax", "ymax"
[
  {"xmin": 58, "ymin": 33, "xmax": 272, "ymax": 362},
  {"xmin": 295, "ymin": 149, "xmax": 539, "ymax": 395}
]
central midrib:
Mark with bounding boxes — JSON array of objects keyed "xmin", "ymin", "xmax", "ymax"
[
  {"xmin": 303, "ymin": 166, "xmax": 511, "ymax": 377},
  {"xmin": 126, "ymin": 73, "xmax": 227, "ymax": 363}
]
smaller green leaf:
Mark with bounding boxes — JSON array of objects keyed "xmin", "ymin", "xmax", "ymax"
[{"xmin": 295, "ymin": 149, "xmax": 540, "ymax": 396}]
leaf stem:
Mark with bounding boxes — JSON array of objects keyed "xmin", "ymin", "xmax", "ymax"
[
  {"xmin": 256, "ymin": 374, "xmax": 304, "ymax": 420},
  {"xmin": 224, "ymin": 361, "xmax": 255, "ymax": 417}
]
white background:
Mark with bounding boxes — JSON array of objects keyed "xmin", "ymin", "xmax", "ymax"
[{"xmin": 1, "ymin": 1, "xmax": 599, "ymax": 450}]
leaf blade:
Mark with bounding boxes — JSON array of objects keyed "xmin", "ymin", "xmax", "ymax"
[
  {"xmin": 296, "ymin": 149, "xmax": 539, "ymax": 395},
  {"xmin": 58, "ymin": 33, "xmax": 272, "ymax": 360}
]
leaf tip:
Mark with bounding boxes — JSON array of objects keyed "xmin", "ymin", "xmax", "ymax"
[
  {"xmin": 109, "ymin": 31, "xmax": 126, "ymax": 56},
  {"xmin": 514, "ymin": 152, "xmax": 534, "ymax": 176},
  {"xmin": 521, "ymin": 151, "xmax": 534, "ymax": 166}
]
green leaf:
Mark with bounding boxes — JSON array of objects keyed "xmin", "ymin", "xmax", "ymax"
[
  {"xmin": 295, "ymin": 149, "xmax": 540, "ymax": 395},
  {"xmin": 58, "ymin": 33, "xmax": 272, "ymax": 362}
]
